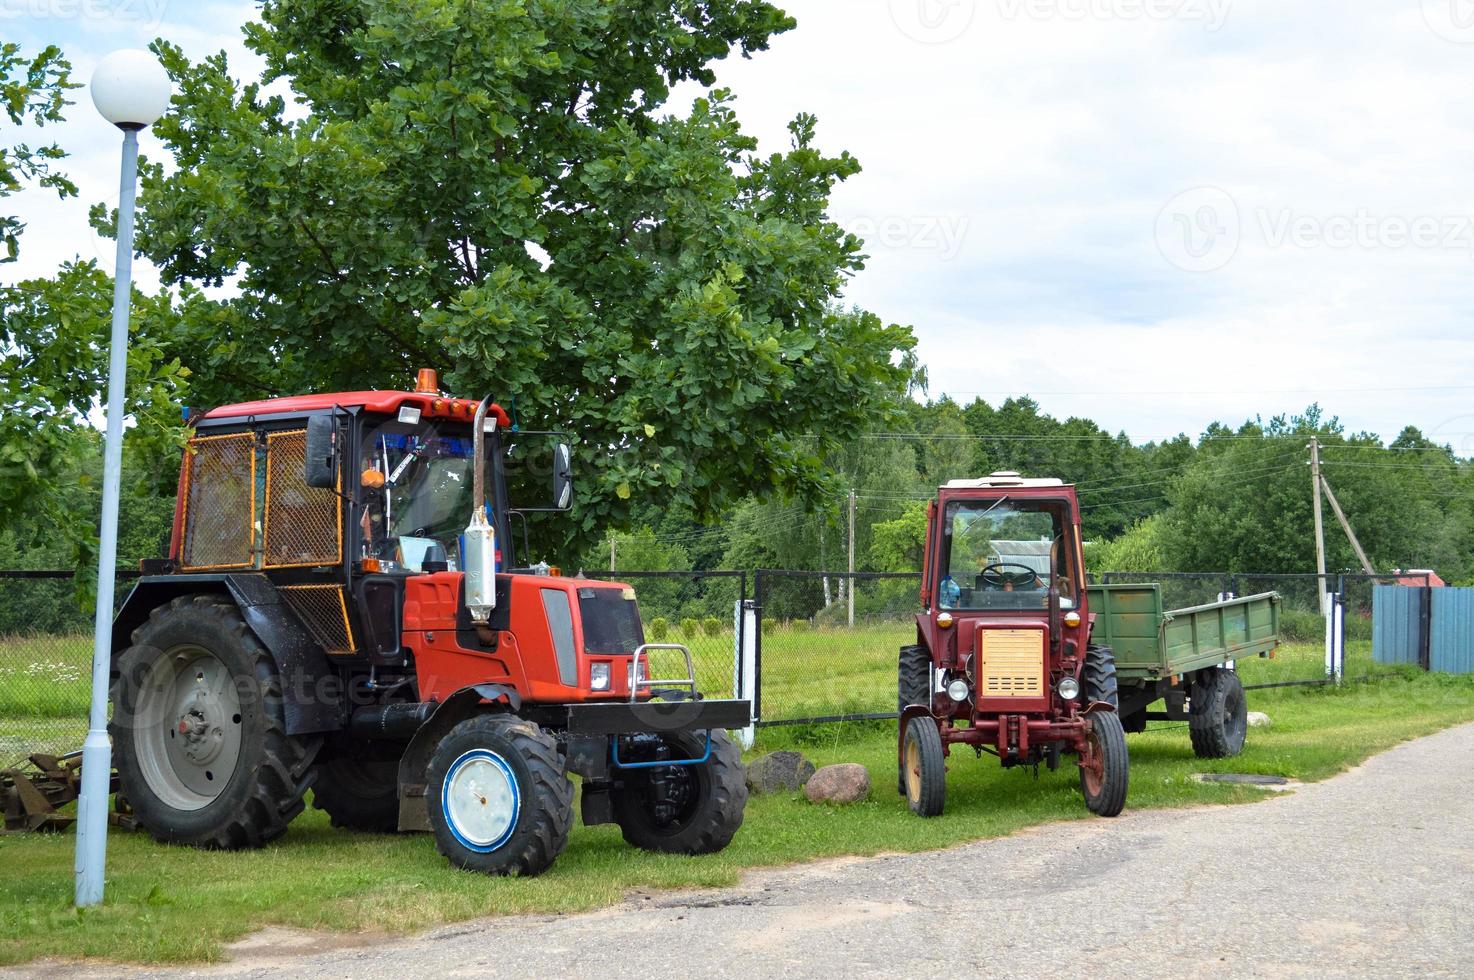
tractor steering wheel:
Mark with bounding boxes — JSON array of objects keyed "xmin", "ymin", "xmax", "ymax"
[{"xmin": 978, "ymin": 563, "xmax": 1042, "ymax": 589}]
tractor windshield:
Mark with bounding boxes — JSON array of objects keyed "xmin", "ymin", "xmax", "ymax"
[
  {"xmin": 358, "ymin": 417, "xmax": 490, "ymax": 572},
  {"xmin": 937, "ymin": 499, "xmax": 1078, "ymax": 611}
]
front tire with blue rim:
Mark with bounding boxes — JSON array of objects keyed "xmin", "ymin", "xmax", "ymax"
[{"xmin": 426, "ymin": 715, "xmax": 573, "ymax": 877}]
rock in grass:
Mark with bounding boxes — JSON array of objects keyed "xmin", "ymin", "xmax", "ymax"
[
  {"xmin": 804, "ymin": 763, "xmax": 870, "ymax": 804},
  {"xmin": 1247, "ymin": 711, "xmax": 1272, "ymax": 728},
  {"xmin": 745, "ymin": 751, "xmax": 815, "ymax": 794}
]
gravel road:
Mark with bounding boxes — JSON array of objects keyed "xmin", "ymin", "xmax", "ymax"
[{"xmin": 16, "ymin": 721, "xmax": 1474, "ymax": 979}]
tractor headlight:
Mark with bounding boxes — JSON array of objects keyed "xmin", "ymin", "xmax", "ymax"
[
  {"xmin": 946, "ymin": 678, "xmax": 970, "ymax": 702},
  {"xmin": 1057, "ymin": 676, "xmax": 1081, "ymax": 700},
  {"xmin": 590, "ymin": 662, "xmax": 611, "ymax": 692}
]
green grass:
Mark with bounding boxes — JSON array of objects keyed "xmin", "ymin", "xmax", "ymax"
[{"xmin": 2, "ymin": 660, "xmax": 1472, "ymax": 967}]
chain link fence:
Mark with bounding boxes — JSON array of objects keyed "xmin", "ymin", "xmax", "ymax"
[
  {"xmin": 585, "ymin": 570, "xmax": 746, "ymax": 701},
  {"xmin": 0, "ymin": 571, "xmax": 138, "ymax": 766},
  {"xmin": 754, "ymin": 571, "xmax": 919, "ymax": 726}
]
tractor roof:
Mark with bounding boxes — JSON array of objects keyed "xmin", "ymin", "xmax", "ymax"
[
  {"xmin": 943, "ymin": 471, "xmax": 1067, "ymax": 490},
  {"xmin": 200, "ymin": 391, "xmax": 512, "ymax": 428}
]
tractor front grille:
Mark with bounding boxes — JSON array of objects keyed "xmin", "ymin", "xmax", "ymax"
[{"xmin": 976, "ymin": 628, "xmax": 1045, "ymax": 699}]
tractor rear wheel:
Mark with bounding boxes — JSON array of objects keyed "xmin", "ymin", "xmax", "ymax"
[
  {"xmin": 897, "ymin": 644, "xmax": 931, "ymax": 795},
  {"xmin": 312, "ymin": 740, "xmax": 402, "ymax": 833},
  {"xmin": 612, "ymin": 729, "xmax": 747, "ymax": 855},
  {"xmin": 1084, "ymin": 644, "xmax": 1120, "ymax": 708},
  {"xmin": 427, "ymin": 715, "xmax": 573, "ymax": 876},
  {"xmin": 1080, "ymin": 711, "xmax": 1128, "ymax": 817},
  {"xmin": 111, "ymin": 594, "xmax": 319, "ymax": 849},
  {"xmin": 897, "ymin": 644, "xmax": 931, "ymax": 714},
  {"xmin": 902, "ymin": 716, "xmax": 946, "ymax": 817},
  {"xmin": 1189, "ymin": 668, "xmax": 1248, "ymax": 759}
]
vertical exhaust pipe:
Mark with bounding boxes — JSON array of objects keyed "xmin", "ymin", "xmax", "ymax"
[{"xmin": 464, "ymin": 397, "xmax": 497, "ymax": 623}]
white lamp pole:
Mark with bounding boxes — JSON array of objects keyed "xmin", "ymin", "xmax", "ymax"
[{"xmin": 76, "ymin": 49, "xmax": 172, "ymax": 909}]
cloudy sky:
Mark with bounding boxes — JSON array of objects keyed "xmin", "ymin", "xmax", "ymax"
[{"xmin": 8, "ymin": 0, "xmax": 1474, "ymax": 450}]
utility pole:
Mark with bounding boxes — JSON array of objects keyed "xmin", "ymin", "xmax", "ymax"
[
  {"xmin": 847, "ymin": 488, "xmax": 856, "ymax": 627},
  {"xmin": 1320, "ymin": 474, "xmax": 1375, "ymax": 575},
  {"xmin": 1309, "ymin": 437, "xmax": 1328, "ymax": 612}
]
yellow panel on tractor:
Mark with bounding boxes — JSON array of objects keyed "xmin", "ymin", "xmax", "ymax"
[{"xmin": 977, "ymin": 629, "xmax": 1045, "ymax": 698}]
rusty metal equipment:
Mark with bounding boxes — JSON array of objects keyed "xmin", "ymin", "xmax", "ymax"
[{"xmin": 1, "ymin": 752, "xmax": 133, "ymax": 834}]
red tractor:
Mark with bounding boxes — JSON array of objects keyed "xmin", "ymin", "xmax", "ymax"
[
  {"xmin": 109, "ymin": 370, "xmax": 748, "ymax": 875},
  {"xmin": 898, "ymin": 472, "xmax": 1128, "ymax": 818}
]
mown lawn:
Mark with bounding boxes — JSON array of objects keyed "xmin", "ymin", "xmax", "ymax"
[{"xmin": 2, "ymin": 656, "xmax": 1471, "ymax": 967}]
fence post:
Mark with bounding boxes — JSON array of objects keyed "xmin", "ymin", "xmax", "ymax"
[
  {"xmin": 1323, "ymin": 592, "xmax": 1345, "ymax": 682},
  {"xmin": 734, "ymin": 599, "xmax": 757, "ymax": 749},
  {"xmin": 753, "ymin": 570, "xmax": 765, "ymax": 725},
  {"xmin": 1418, "ymin": 584, "xmax": 1432, "ymax": 672}
]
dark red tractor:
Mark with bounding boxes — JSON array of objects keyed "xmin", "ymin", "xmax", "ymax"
[
  {"xmin": 109, "ymin": 370, "xmax": 748, "ymax": 875},
  {"xmin": 898, "ymin": 472, "xmax": 1128, "ymax": 817}
]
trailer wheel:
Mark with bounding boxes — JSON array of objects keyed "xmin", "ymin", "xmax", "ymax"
[
  {"xmin": 427, "ymin": 715, "xmax": 573, "ymax": 876},
  {"xmin": 1189, "ymin": 668, "xmax": 1248, "ymax": 759},
  {"xmin": 612, "ymin": 729, "xmax": 747, "ymax": 855},
  {"xmin": 1084, "ymin": 644, "xmax": 1119, "ymax": 708},
  {"xmin": 902, "ymin": 716, "xmax": 946, "ymax": 817},
  {"xmin": 312, "ymin": 741, "xmax": 402, "ymax": 833},
  {"xmin": 1080, "ymin": 711, "xmax": 1128, "ymax": 817},
  {"xmin": 111, "ymin": 594, "xmax": 319, "ymax": 849}
]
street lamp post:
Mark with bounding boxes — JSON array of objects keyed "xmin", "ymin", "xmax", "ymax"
[{"xmin": 76, "ymin": 48, "xmax": 171, "ymax": 909}]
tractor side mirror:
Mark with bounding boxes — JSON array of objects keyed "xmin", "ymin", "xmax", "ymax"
[
  {"xmin": 552, "ymin": 443, "xmax": 573, "ymax": 511},
  {"xmin": 304, "ymin": 415, "xmax": 338, "ymax": 489}
]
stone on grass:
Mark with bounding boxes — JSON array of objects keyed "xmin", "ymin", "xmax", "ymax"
[
  {"xmin": 1247, "ymin": 711, "xmax": 1272, "ymax": 728},
  {"xmin": 745, "ymin": 751, "xmax": 815, "ymax": 794},
  {"xmin": 804, "ymin": 763, "xmax": 870, "ymax": 804}
]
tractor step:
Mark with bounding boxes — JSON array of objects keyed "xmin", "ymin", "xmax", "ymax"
[{"xmin": 1, "ymin": 752, "xmax": 135, "ymax": 834}]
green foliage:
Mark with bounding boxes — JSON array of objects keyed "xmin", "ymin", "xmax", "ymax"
[
  {"xmin": 868, "ymin": 501, "xmax": 928, "ymax": 573},
  {"xmin": 701, "ymin": 615, "xmax": 723, "ymax": 636},
  {"xmin": 646, "ymin": 616, "xmax": 669, "ymax": 641},
  {"xmin": 125, "ymin": 3, "xmax": 914, "ymax": 559},
  {"xmin": 1, "ymin": 43, "xmax": 77, "ymax": 262},
  {"xmin": 761, "ymin": 617, "xmax": 777, "ymax": 633},
  {"xmin": 788, "ymin": 618, "xmax": 810, "ymax": 632},
  {"xmin": 0, "ymin": 263, "xmax": 190, "ymax": 569},
  {"xmin": 1086, "ymin": 515, "xmax": 1165, "ymax": 577},
  {"xmin": 679, "ymin": 617, "xmax": 700, "ymax": 638}
]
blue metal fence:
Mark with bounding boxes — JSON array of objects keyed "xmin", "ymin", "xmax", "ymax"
[
  {"xmin": 1431, "ymin": 588, "xmax": 1474, "ymax": 674},
  {"xmin": 1373, "ymin": 584, "xmax": 1474, "ymax": 674}
]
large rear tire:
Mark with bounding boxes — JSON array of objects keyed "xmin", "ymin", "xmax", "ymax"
[
  {"xmin": 902, "ymin": 716, "xmax": 946, "ymax": 817},
  {"xmin": 1189, "ymin": 668, "xmax": 1248, "ymax": 759},
  {"xmin": 1084, "ymin": 644, "xmax": 1119, "ymax": 708},
  {"xmin": 427, "ymin": 714, "xmax": 573, "ymax": 876},
  {"xmin": 1080, "ymin": 711, "xmax": 1128, "ymax": 817},
  {"xmin": 312, "ymin": 740, "xmax": 402, "ymax": 833},
  {"xmin": 897, "ymin": 644, "xmax": 932, "ymax": 795},
  {"xmin": 897, "ymin": 644, "xmax": 931, "ymax": 713},
  {"xmin": 612, "ymin": 729, "xmax": 747, "ymax": 855},
  {"xmin": 111, "ymin": 594, "xmax": 319, "ymax": 849}
]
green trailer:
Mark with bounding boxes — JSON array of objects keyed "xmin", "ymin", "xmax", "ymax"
[{"xmin": 1085, "ymin": 584, "xmax": 1282, "ymax": 758}]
